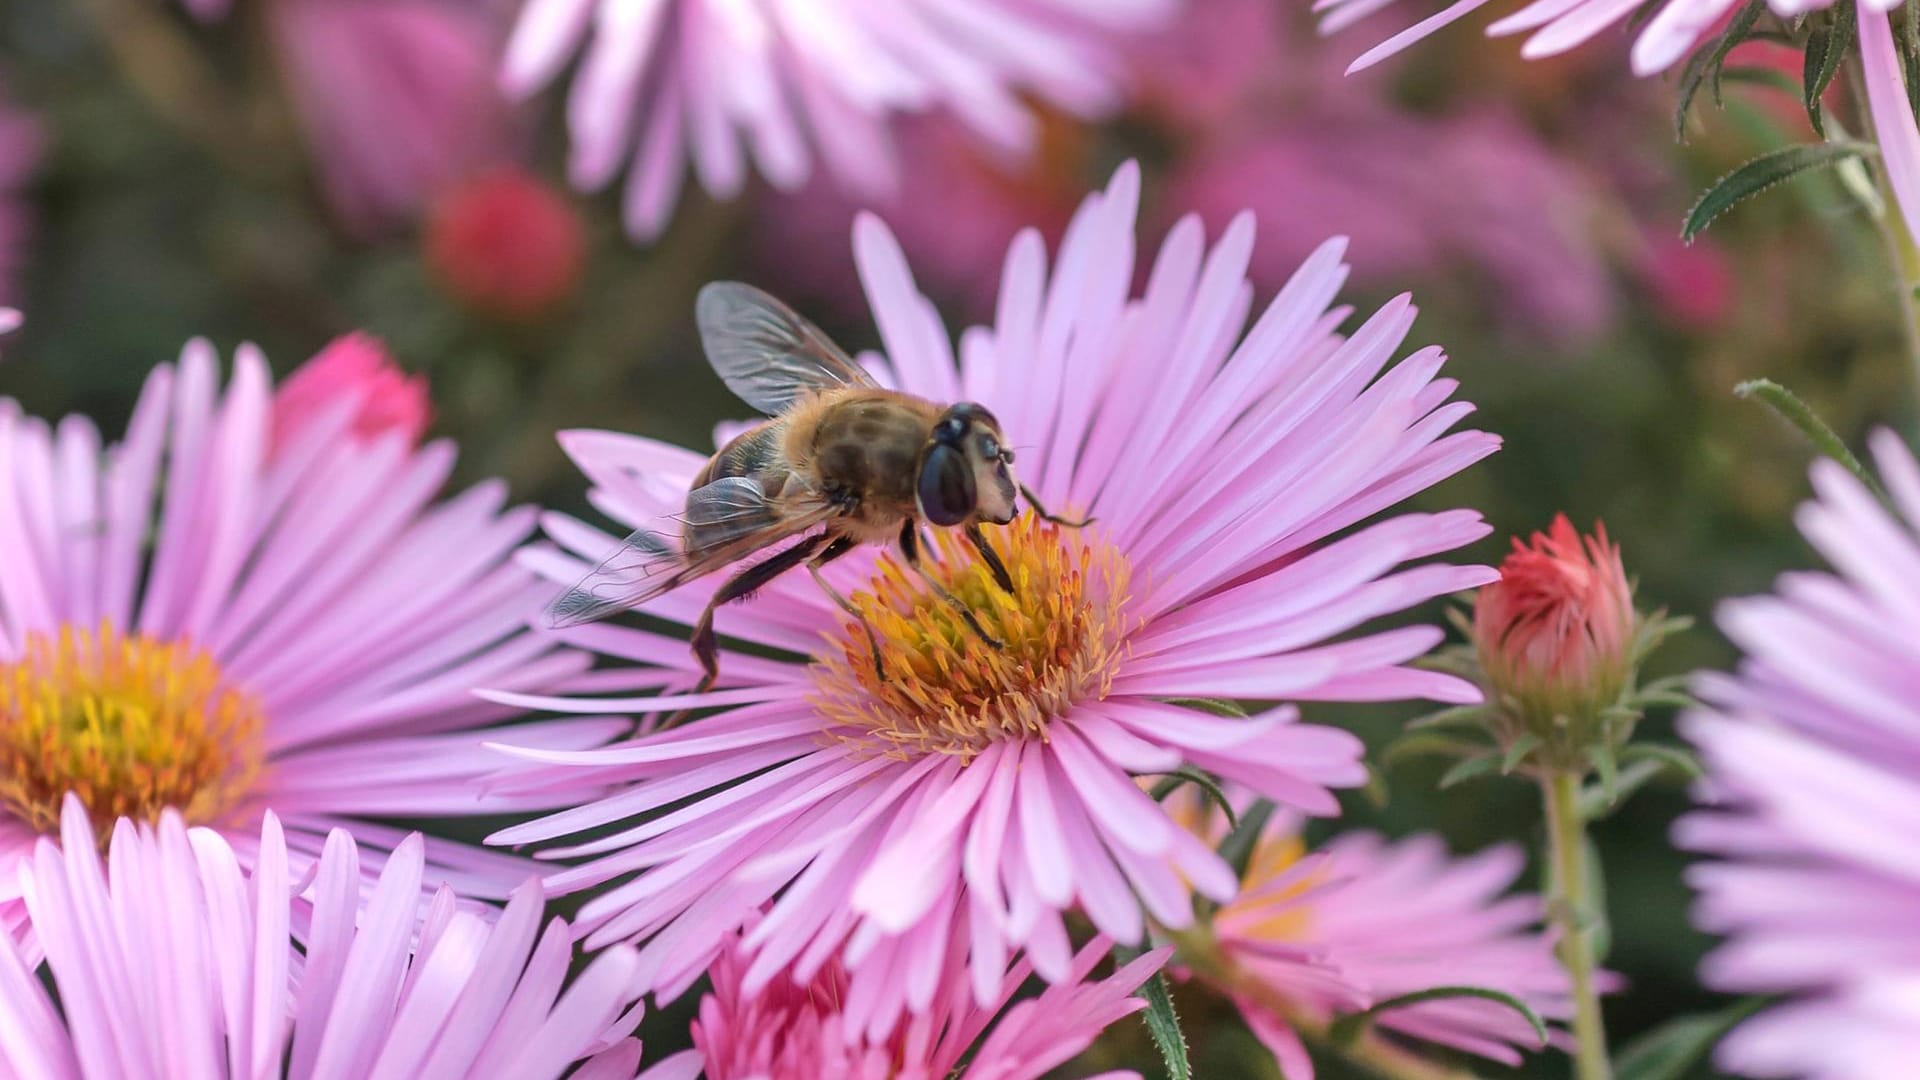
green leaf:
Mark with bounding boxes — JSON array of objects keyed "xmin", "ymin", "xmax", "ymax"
[
  {"xmin": 1717, "ymin": 65, "xmax": 1800, "ymax": 97},
  {"xmin": 1580, "ymin": 758, "xmax": 1664, "ymax": 820},
  {"xmin": 1163, "ymin": 697, "xmax": 1250, "ymax": 718},
  {"xmin": 1149, "ymin": 767, "xmax": 1237, "ymax": 830},
  {"xmin": 1407, "ymin": 704, "xmax": 1491, "ymax": 732},
  {"xmin": 1621, "ymin": 741, "xmax": 1707, "ymax": 781},
  {"xmin": 1675, "ymin": 0, "xmax": 1766, "ymax": 138},
  {"xmin": 1329, "ymin": 986, "xmax": 1551, "ymax": 1049},
  {"xmin": 1439, "ymin": 753, "xmax": 1501, "ymax": 789},
  {"xmin": 1217, "ymin": 798, "xmax": 1275, "ymax": 881},
  {"xmin": 1501, "ymin": 733, "xmax": 1541, "ymax": 774},
  {"xmin": 1590, "ymin": 741, "xmax": 1620, "ymax": 806},
  {"xmin": 1362, "ymin": 759, "xmax": 1391, "ymax": 810},
  {"xmin": 1684, "ymin": 142, "xmax": 1877, "ymax": 240},
  {"xmin": 1383, "ymin": 731, "xmax": 1492, "ymax": 769},
  {"xmin": 1803, "ymin": 2, "xmax": 1854, "ymax": 136},
  {"xmin": 1123, "ymin": 951, "xmax": 1192, "ymax": 1080},
  {"xmin": 1616, "ymin": 997, "xmax": 1771, "ymax": 1080},
  {"xmin": 1734, "ymin": 379, "xmax": 1887, "ymax": 498}
]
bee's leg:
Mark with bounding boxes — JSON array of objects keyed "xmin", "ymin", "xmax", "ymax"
[
  {"xmin": 899, "ymin": 523, "xmax": 1004, "ymax": 650},
  {"xmin": 964, "ymin": 523, "xmax": 1015, "ymax": 595},
  {"xmin": 1018, "ymin": 484, "xmax": 1093, "ymax": 528},
  {"xmin": 807, "ymin": 536, "xmax": 885, "ymax": 681},
  {"xmin": 668, "ymin": 533, "xmax": 828, "ymax": 728}
]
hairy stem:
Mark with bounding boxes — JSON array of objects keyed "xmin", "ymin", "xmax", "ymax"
[{"xmin": 1543, "ymin": 771, "xmax": 1611, "ymax": 1080}]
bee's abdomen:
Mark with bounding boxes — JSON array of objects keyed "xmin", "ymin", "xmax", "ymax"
[{"xmin": 695, "ymin": 422, "xmax": 784, "ymax": 489}]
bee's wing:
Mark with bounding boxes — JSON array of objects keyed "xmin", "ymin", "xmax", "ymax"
[
  {"xmin": 545, "ymin": 476, "xmax": 837, "ymax": 628},
  {"xmin": 696, "ymin": 282, "xmax": 879, "ymax": 415}
]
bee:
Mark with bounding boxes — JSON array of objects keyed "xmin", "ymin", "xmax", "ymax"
[{"xmin": 548, "ymin": 282, "xmax": 1084, "ymax": 692}]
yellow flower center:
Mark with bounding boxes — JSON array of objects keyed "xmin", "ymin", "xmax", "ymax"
[
  {"xmin": 813, "ymin": 514, "xmax": 1132, "ymax": 762},
  {"xmin": 0, "ymin": 624, "xmax": 265, "ymax": 838}
]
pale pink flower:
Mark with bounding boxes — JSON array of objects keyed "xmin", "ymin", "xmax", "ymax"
[
  {"xmin": 1173, "ymin": 795, "xmax": 1573, "ymax": 1079},
  {"xmin": 1679, "ymin": 430, "xmax": 1920, "ymax": 1080},
  {"xmin": 0, "ymin": 795, "xmax": 646, "ymax": 1079},
  {"xmin": 645, "ymin": 924, "xmax": 1163, "ymax": 1080},
  {"xmin": 1319, "ymin": 0, "xmax": 1920, "ymax": 268},
  {"xmin": 271, "ymin": 333, "xmax": 433, "ymax": 453},
  {"xmin": 501, "ymin": 0, "xmax": 1174, "ymax": 241},
  {"xmin": 0, "ymin": 339, "xmax": 614, "ymax": 924},
  {"xmin": 757, "ymin": 1, "xmax": 1615, "ymax": 344},
  {"xmin": 486, "ymin": 162, "xmax": 1499, "ymax": 1033},
  {"xmin": 267, "ymin": 0, "xmax": 516, "ymax": 235}
]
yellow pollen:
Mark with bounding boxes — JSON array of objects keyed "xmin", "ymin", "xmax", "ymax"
[
  {"xmin": 1240, "ymin": 831, "xmax": 1319, "ymax": 942},
  {"xmin": 813, "ymin": 514, "xmax": 1133, "ymax": 762},
  {"xmin": 0, "ymin": 624, "xmax": 265, "ymax": 839}
]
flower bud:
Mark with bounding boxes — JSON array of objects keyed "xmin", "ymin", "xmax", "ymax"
[
  {"xmin": 424, "ymin": 168, "xmax": 585, "ymax": 321},
  {"xmin": 272, "ymin": 333, "xmax": 431, "ymax": 453},
  {"xmin": 1473, "ymin": 515, "xmax": 1635, "ymax": 756}
]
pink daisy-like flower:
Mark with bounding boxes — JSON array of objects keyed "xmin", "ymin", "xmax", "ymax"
[
  {"xmin": 267, "ymin": 0, "xmax": 516, "ymax": 236},
  {"xmin": 1315, "ymin": 0, "xmax": 1920, "ymax": 283},
  {"xmin": 637, "ymin": 925, "xmax": 1163, "ymax": 1080},
  {"xmin": 1679, "ymin": 430, "xmax": 1920, "ymax": 1080},
  {"xmin": 1170, "ymin": 795, "xmax": 1572, "ymax": 1079},
  {"xmin": 501, "ymin": 0, "xmax": 1174, "ymax": 240},
  {"xmin": 486, "ymin": 161, "xmax": 1500, "ymax": 1032},
  {"xmin": 0, "ymin": 337, "xmax": 614, "ymax": 922},
  {"xmin": 0, "ymin": 795, "xmax": 646, "ymax": 1079}
]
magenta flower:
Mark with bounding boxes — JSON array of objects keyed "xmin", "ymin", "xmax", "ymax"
[
  {"xmin": 1171, "ymin": 795, "xmax": 1573, "ymax": 1078},
  {"xmin": 0, "ymin": 796, "xmax": 646, "ymax": 1079},
  {"xmin": 0, "ymin": 338, "xmax": 614, "ymax": 920},
  {"xmin": 267, "ymin": 0, "xmax": 515, "ymax": 236},
  {"xmin": 501, "ymin": 0, "xmax": 1173, "ymax": 241},
  {"xmin": 270, "ymin": 332, "xmax": 432, "ymax": 452},
  {"xmin": 486, "ymin": 162, "xmax": 1499, "ymax": 1032},
  {"xmin": 640, "ymin": 923, "xmax": 1163, "ymax": 1080},
  {"xmin": 0, "ymin": 84, "xmax": 40, "ymax": 312},
  {"xmin": 1679, "ymin": 430, "xmax": 1920, "ymax": 1079}
]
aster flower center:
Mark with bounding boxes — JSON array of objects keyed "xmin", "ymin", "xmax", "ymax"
[
  {"xmin": 813, "ymin": 513, "xmax": 1131, "ymax": 762},
  {"xmin": 0, "ymin": 624, "xmax": 265, "ymax": 837}
]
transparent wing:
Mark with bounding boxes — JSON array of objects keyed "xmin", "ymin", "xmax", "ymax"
[
  {"xmin": 545, "ymin": 476, "xmax": 838, "ymax": 629},
  {"xmin": 696, "ymin": 282, "xmax": 877, "ymax": 415}
]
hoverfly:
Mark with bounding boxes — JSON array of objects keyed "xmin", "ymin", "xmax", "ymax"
[{"xmin": 548, "ymin": 282, "xmax": 1083, "ymax": 693}]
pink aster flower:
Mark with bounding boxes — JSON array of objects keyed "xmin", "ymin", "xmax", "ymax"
[
  {"xmin": 642, "ymin": 925, "xmax": 1163, "ymax": 1080},
  {"xmin": 486, "ymin": 161, "xmax": 1500, "ymax": 1033},
  {"xmin": 0, "ymin": 338, "xmax": 614, "ymax": 923},
  {"xmin": 501, "ymin": 0, "xmax": 1174, "ymax": 241},
  {"xmin": 1171, "ymin": 794, "xmax": 1573, "ymax": 1079},
  {"xmin": 0, "ymin": 795, "xmax": 646, "ymax": 1079},
  {"xmin": 267, "ymin": 0, "xmax": 516, "ymax": 236},
  {"xmin": 1679, "ymin": 430, "xmax": 1920, "ymax": 1080}
]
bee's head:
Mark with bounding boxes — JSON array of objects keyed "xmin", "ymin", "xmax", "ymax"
[{"xmin": 918, "ymin": 402, "xmax": 1017, "ymax": 527}]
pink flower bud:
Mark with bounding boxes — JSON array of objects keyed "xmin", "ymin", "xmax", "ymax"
[
  {"xmin": 272, "ymin": 333, "xmax": 431, "ymax": 452},
  {"xmin": 1474, "ymin": 515, "xmax": 1636, "ymax": 732},
  {"xmin": 424, "ymin": 168, "xmax": 585, "ymax": 321}
]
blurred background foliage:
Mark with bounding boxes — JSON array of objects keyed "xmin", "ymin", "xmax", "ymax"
[{"xmin": 0, "ymin": 0, "xmax": 1911, "ymax": 1076}]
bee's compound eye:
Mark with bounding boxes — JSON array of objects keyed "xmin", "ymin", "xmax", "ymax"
[{"xmin": 918, "ymin": 444, "xmax": 977, "ymax": 526}]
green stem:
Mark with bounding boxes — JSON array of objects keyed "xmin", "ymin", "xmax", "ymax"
[{"xmin": 1543, "ymin": 771, "xmax": 1611, "ymax": 1080}]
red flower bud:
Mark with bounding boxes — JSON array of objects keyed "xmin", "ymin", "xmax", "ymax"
[
  {"xmin": 1474, "ymin": 515, "xmax": 1635, "ymax": 736},
  {"xmin": 272, "ymin": 333, "xmax": 431, "ymax": 453},
  {"xmin": 424, "ymin": 168, "xmax": 585, "ymax": 321}
]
